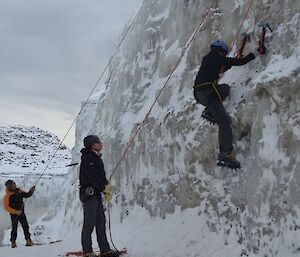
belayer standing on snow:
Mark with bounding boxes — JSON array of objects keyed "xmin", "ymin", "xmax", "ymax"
[
  {"xmin": 79, "ymin": 135, "xmax": 117, "ymax": 257},
  {"xmin": 3, "ymin": 180, "xmax": 35, "ymax": 248},
  {"xmin": 194, "ymin": 40, "xmax": 255, "ymax": 169}
]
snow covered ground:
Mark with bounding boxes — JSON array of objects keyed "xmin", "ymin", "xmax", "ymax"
[
  {"xmin": 0, "ymin": 125, "xmax": 71, "ymax": 176},
  {"xmin": 1, "ymin": 205, "xmax": 300, "ymax": 257}
]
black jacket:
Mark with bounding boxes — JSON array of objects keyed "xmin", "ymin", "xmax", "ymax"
[
  {"xmin": 194, "ymin": 51, "xmax": 255, "ymax": 86},
  {"xmin": 79, "ymin": 148, "xmax": 107, "ymax": 194},
  {"xmin": 3, "ymin": 188, "xmax": 33, "ymax": 214}
]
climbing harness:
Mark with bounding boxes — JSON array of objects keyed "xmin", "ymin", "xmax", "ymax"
[
  {"xmin": 194, "ymin": 80, "xmax": 223, "ymax": 103},
  {"xmin": 193, "ymin": 80, "xmax": 218, "ymax": 90}
]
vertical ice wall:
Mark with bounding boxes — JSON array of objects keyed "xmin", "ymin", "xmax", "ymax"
[{"xmin": 64, "ymin": 0, "xmax": 300, "ymax": 255}]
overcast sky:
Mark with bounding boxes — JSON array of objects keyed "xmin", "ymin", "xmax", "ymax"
[{"xmin": 0, "ymin": 0, "xmax": 142, "ymax": 147}]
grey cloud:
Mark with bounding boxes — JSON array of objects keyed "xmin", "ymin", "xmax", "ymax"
[{"xmin": 0, "ymin": 0, "xmax": 142, "ymax": 146}]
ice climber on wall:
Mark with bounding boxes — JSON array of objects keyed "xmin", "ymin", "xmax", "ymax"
[{"xmin": 193, "ymin": 40, "xmax": 256, "ymax": 169}]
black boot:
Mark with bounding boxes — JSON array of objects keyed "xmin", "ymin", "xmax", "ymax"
[
  {"xmin": 217, "ymin": 152, "xmax": 241, "ymax": 169},
  {"xmin": 201, "ymin": 108, "xmax": 216, "ymax": 124},
  {"xmin": 11, "ymin": 241, "xmax": 17, "ymax": 248}
]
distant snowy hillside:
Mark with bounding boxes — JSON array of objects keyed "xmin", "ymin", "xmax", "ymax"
[
  {"xmin": 0, "ymin": 125, "xmax": 70, "ymax": 176},
  {"xmin": 0, "ymin": 125, "xmax": 71, "ymax": 246},
  {"xmin": 21, "ymin": 1, "xmax": 300, "ymax": 257}
]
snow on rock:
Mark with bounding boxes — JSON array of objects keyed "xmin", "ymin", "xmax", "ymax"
[{"xmin": 0, "ymin": 125, "xmax": 71, "ymax": 176}]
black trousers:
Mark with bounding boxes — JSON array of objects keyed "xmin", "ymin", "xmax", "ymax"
[
  {"xmin": 82, "ymin": 196, "xmax": 110, "ymax": 254},
  {"xmin": 194, "ymin": 83, "xmax": 233, "ymax": 153},
  {"xmin": 10, "ymin": 212, "xmax": 31, "ymax": 242}
]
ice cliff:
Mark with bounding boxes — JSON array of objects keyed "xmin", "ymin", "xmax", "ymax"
[{"xmin": 63, "ymin": 0, "xmax": 300, "ymax": 256}]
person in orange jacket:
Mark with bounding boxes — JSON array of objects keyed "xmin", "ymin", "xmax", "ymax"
[{"xmin": 3, "ymin": 180, "xmax": 35, "ymax": 248}]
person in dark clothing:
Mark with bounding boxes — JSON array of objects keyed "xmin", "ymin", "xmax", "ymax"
[
  {"xmin": 79, "ymin": 135, "xmax": 118, "ymax": 257},
  {"xmin": 3, "ymin": 180, "xmax": 35, "ymax": 248},
  {"xmin": 194, "ymin": 40, "xmax": 256, "ymax": 169}
]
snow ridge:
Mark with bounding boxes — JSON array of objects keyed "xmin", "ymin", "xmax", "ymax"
[{"xmin": 0, "ymin": 125, "xmax": 71, "ymax": 176}]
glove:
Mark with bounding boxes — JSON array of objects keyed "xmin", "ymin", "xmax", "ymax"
[
  {"xmin": 247, "ymin": 52, "xmax": 256, "ymax": 60},
  {"xmin": 15, "ymin": 210, "xmax": 22, "ymax": 215},
  {"xmin": 30, "ymin": 186, "xmax": 36, "ymax": 193},
  {"xmin": 103, "ymin": 183, "xmax": 113, "ymax": 203}
]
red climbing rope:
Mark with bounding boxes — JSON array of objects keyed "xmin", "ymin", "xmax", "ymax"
[{"xmin": 107, "ymin": 203, "xmax": 119, "ymax": 252}]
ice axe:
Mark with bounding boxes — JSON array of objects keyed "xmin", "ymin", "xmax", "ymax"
[
  {"xmin": 236, "ymin": 32, "xmax": 251, "ymax": 59},
  {"xmin": 257, "ymin": 22, "xmax": 273, "ymax": 55}
]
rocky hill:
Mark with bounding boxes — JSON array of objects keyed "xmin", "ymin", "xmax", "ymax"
[{"xmin": 0, "ymin": 125, "xmax": 71, "ymax": 176}]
